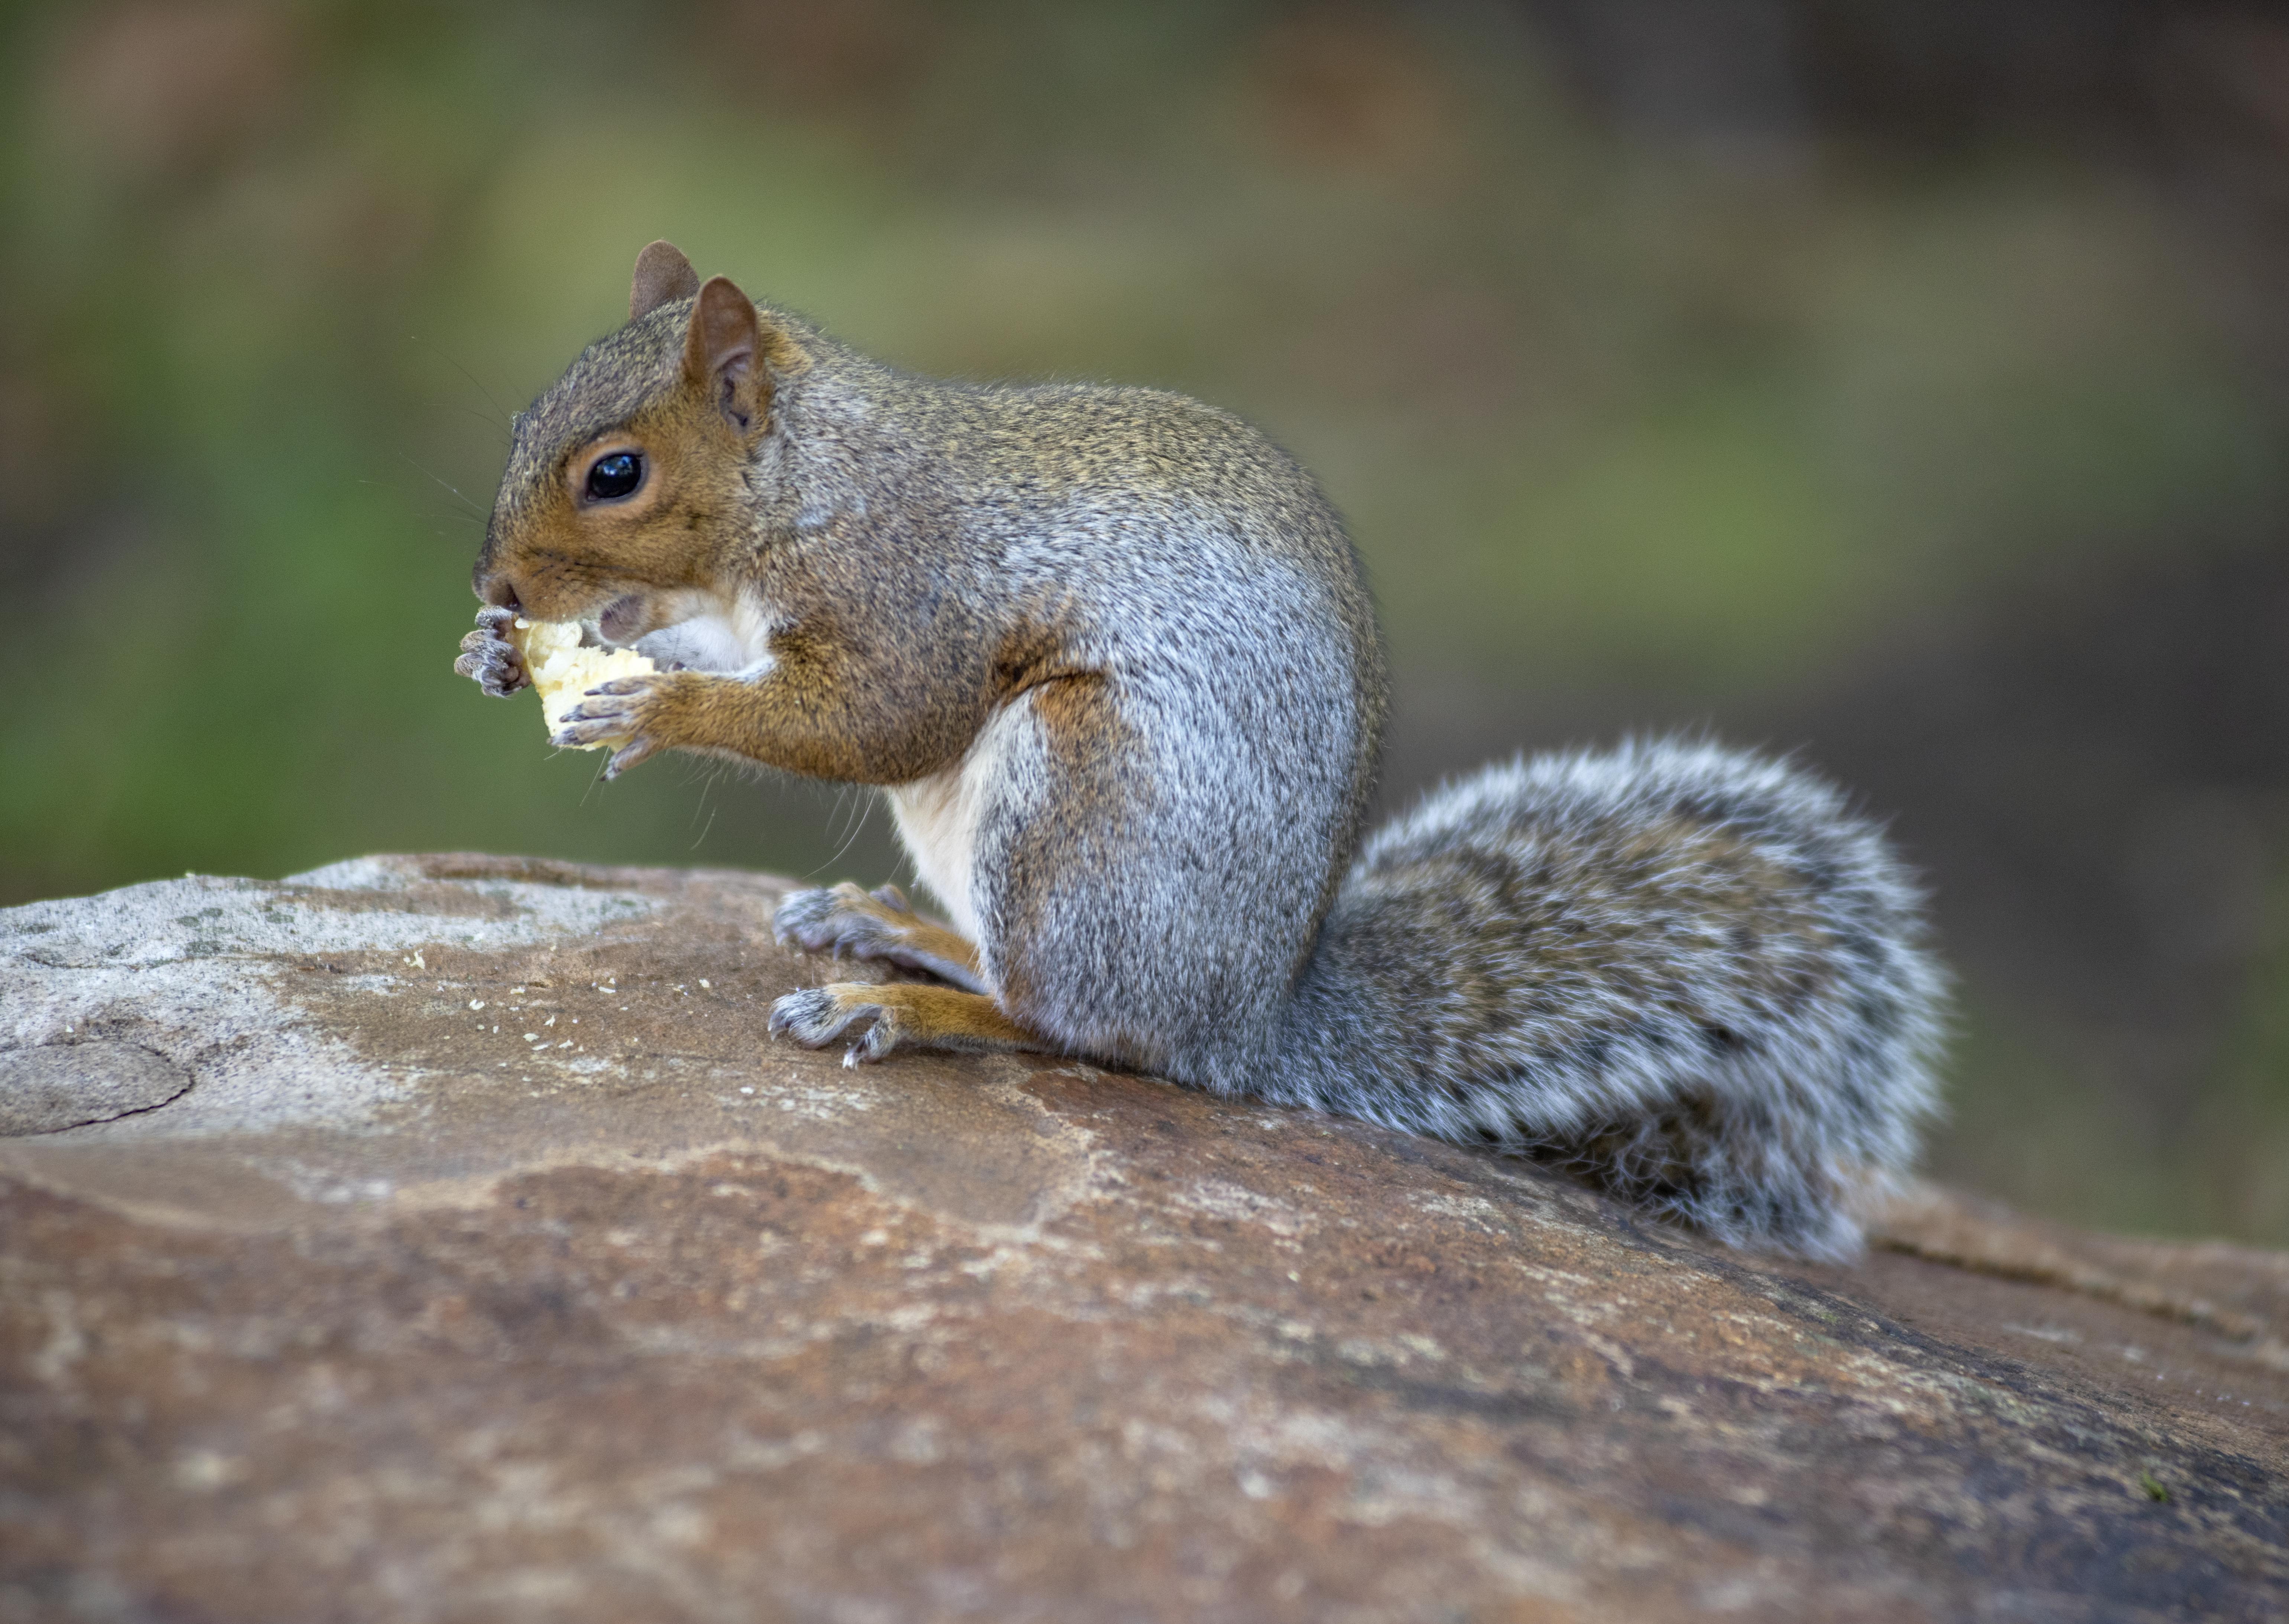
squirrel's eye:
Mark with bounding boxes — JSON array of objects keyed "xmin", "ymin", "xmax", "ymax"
[{"xmin": 585, "ymin": 451, "xmax": 643, "ymax": 501}]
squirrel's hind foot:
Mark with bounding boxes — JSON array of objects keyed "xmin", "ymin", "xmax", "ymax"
[
  {"xmin": 772, "ymin": 882, "xmax": 988, "ymax": 993},
  {"xmin": 768, "ymin": 982, "xmax": 1042, "ymax": 1068}
]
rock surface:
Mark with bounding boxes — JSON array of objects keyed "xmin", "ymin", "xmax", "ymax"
[
  {"xmin": 3, "ymin": 853, "xmax": 2288, "ymax": 1623},
  {"xmin": 0, "ymin": 1041, "xmax": 191, "ymax": 1136}
]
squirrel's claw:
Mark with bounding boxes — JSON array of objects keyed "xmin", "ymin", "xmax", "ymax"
[{"xmin": 603, "ymin": 738, "xmax": 660, "ymax": 779}]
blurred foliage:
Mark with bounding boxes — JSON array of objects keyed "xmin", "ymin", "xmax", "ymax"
[{"xmin": 2, "ymin": 0, "xmax": 2285, "ymax": 1243}]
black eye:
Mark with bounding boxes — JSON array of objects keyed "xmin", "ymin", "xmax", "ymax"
[{"xmin": 585, "ymin": 451, "xmax": 643, "ymax": 501}]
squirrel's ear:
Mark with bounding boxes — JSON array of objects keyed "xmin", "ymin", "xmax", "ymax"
[
  {"xmin": 630, "ymin": 240, "xmax": 700, "ymax": 321},
  {"xmin": 683, "ymin": 275, "xmax": 772, "ymax": 431}
]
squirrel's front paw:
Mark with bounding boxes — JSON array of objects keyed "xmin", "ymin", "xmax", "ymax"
[
  {"xmin": 768, "ymin": 985, "xmax": 905, "ymax": 1068},
  {"xmin": 454, "ymin": 606, "xmax": 529, "ymax": 697},
  {"xmin": 554, "ymin": 672, "xmax": 681, "ymax": 778}
]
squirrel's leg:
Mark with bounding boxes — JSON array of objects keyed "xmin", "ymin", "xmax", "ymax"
[
  {"xmin": 768, "ymin": 981, "xmax": 1043, "ymax": 1068},
  {"xmin": 552, "ymin": 652, "xmax": 974, "ymax": 784},
  {"xmin": 772, "ymin": 882, "xmax": 987, "ymax": 993}
]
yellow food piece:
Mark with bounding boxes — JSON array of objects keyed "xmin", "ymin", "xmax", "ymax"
[{"xmin": 509, "ymin": 618, "xmax": 656, "ymax": 749}]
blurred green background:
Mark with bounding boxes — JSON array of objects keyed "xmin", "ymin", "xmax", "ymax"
[{"xmin": 4, "ymin": 0, "xmax": 2287, "ymax": 1243}]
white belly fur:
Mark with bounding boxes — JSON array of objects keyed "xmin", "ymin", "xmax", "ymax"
[
  {"xmin": 634, "ymin": 589, "xmax": 779, "ymax": 675},
  {"xmin": 887, "ymin": 702, "xmax": 1033, "ymax": 947}
]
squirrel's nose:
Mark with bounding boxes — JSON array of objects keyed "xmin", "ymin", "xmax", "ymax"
[{"xmin": 477, "ymin": 573, "xmax": 522, "ymax": 613}]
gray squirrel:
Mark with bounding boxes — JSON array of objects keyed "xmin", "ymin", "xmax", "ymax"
[{"xmin": 455, "ymin": 241, "xmax": 1945, "ymax": 1259}]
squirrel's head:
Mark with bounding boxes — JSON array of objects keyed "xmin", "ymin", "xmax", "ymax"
[{"xmin": 473, "ymin": 240, "xmax": 808, "ymax": 643}]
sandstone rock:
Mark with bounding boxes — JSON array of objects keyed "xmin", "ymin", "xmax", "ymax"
[{"xmin": 3, "ymin": 853, "xmax": 2287, "ymax": 1622}]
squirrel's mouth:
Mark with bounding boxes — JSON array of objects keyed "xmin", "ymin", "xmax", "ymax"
[{"xmin": 594, "ymin": 594, "xmax": 649, "ymax": 647}]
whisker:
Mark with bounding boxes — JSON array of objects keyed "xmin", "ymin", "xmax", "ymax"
[
  {"xmin": 456, "ymin": 404, "xmax": 513, "ymax": 446},
  {"xmin": 579, "ymin": 750, "xmax": 609, "ymax": 804},
  {"xmin": 406, "ymin": 333, "xmax": 517, "ymax": 428},
  {"xmin": 398, "ymin": 454, "xmax": 488, "ymax": 521},
  {"xmin": 805, "ymin": 788, "xmax": 875, "ymax": 880}
]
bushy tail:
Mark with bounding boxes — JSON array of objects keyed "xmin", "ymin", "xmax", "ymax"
[{"xmin": 1265, "ymin": 738, "xmax": 1947, "ymax": 1259}]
